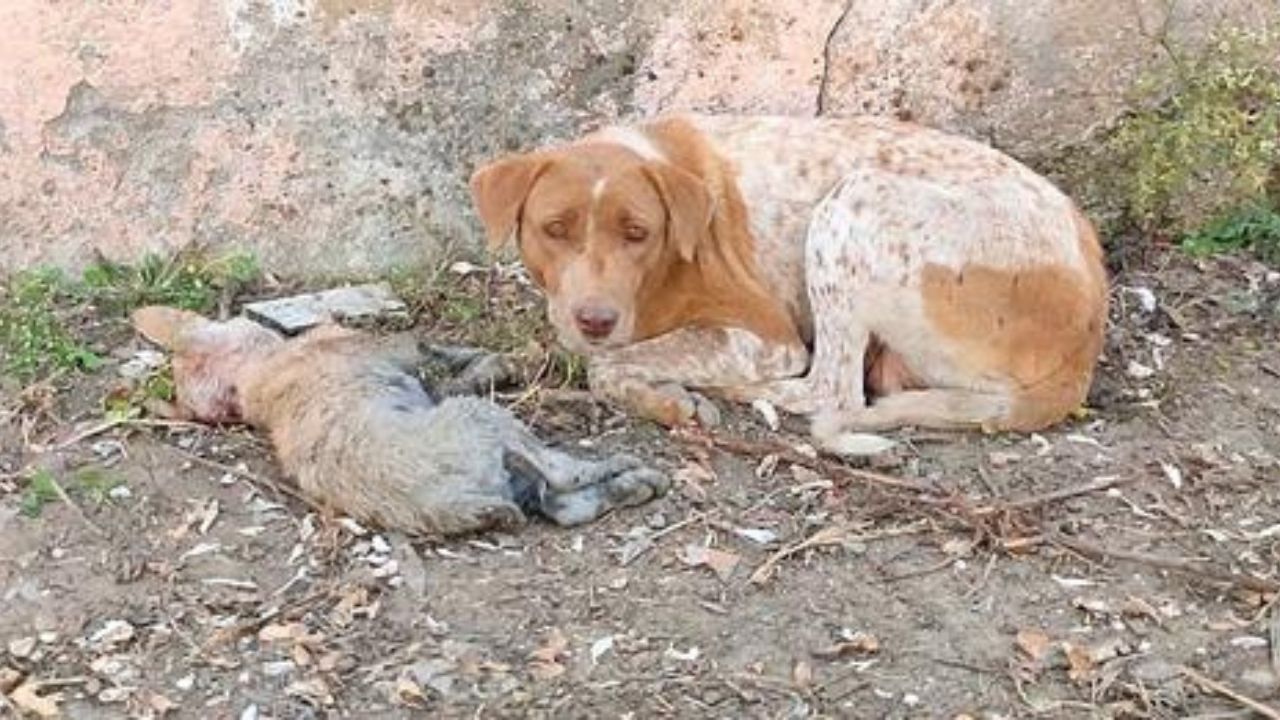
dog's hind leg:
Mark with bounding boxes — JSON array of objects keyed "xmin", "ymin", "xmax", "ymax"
[{"xmin": 813, "ymin": 388, "xmax": 1011, "ymax": 437}]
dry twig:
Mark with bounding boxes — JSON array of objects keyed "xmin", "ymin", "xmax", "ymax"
[
  {"xmin": 674, "ymin": 429, "xmax": 933, "ymax": 493},
  {"xmin": 750, "ymin": 521, "xmax": 929, "ymax": 585},
  {"xmin": 1051, "ymin": 535, "xmax": 1280, "ymax": 594},
  {"xmin": 173, "ymin": 448, "xmax": 326, "ymax": 515},
  {"xmin": 1180, "ymin": 666, "xmax": 1280, "ymax": 719}
]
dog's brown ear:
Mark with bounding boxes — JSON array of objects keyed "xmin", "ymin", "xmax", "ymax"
[
  {"xmin": 131, "ymin": 306, "xmax": 209, "ymax": 349},
  {"xmin": 469, "ymin": 154, "xmax": 550, "ymax": 251},
  {"xmin": 641, "ymin": 162, "xmax": 714, "ymax": 262}
]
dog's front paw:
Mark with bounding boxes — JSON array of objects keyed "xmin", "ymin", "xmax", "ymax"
[{"xmin": 644, "ymin": 383, "xmax": 721, "ymax": 428}]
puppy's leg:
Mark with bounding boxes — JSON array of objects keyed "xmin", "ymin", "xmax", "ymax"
[{"xmin": 504, "ymin": 440, "xmax": 668, "ymax": 526}]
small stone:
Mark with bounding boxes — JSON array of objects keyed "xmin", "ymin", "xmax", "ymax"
[
  {"xmin": 1126, "ymin": 360, "xmax": 1156, "ymax": 379},
  {"xmin": 371, "ymin": 535, "xmax": 391, "ymax": 555},
  {"xmin": 108, "ymin": 485, "xmax": 133, "ymax": 500},
  {"xmin": 36, "ymin": 632, "xmax": 57, "ymax": 645},
  {"xmin": 646, "ymin": 512, "xmax": 667, "ymax": 530},
  {"xmin": 174, "ymin": 674, "xmax": 195, "ymax": 692},
  {"xmin": 7, "ymin": 637, "xmax": 36, "ymax": 659},
  {"xmin": 1130, "ymin": 658, "xmax": 1178, "ymax": 684},
  {"xmin": 240, "ymin": 704, "xmax": 259, "ymax": 720},
  {"xmin": 99, "ymin": 686, "xmax": 132, "ymax": 703},
  {"xmin": 1127, "ymin": 286, "xmax": 1157, "ymax": 314},
  {"xmin": 262, "ymin": 660, "xmax": 296, "ymax": 678},
  {"xmin": 242, "ymin": 282, "xmax": 407, "ymax": 335},
  {"xmin": 1240, "ymin": 668, "xmax": 1278, "ymax": 690},
  {"xmin": 903, "ymin": 693, "xmax": 920, "ymax": 706},
  {"xmin": 88, "ymin": 619, "xmax": 135, "ymax": 650}
]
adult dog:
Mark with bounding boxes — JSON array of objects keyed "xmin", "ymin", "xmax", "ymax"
[{"xmin": 469, "ymin": 115, "xmax": 1108, "ymax": 450}]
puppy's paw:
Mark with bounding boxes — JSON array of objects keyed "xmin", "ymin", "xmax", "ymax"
[{"xmin": 601, "ymin": 465, "xmax": 671, "ymax": 507}]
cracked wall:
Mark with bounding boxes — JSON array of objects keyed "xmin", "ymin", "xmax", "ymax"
[{"xmin": 1, "ymin": 0, "xmax": 1276, "ymax": 276}]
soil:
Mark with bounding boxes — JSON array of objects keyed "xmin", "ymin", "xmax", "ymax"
[{"xmin": 1, "ymin": 251, "xmax": 1278, "ymax": 719}]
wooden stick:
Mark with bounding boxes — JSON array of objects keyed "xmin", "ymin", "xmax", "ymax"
[
  {"xmin": 976, "ymin": 475, "xmax": 1138, "ymax": 515},
  {"xmin": 674, "ymin": 429, "xmax": 934, "ymax": 493},
  {"xmin": 1270, "ymin": 600, "xmax": 1280, "ymax": 680},
  {"xmin": 1180, "ymin": 666, "xmax": 1280, "ymax": 719},
  {"xmin": 48, "ymin": 474, "xmax": 107, "ymax": 538},
  {"xmin": 1052, "ymin": 535, "xmax": 1280, "ymax": 594},
  {"xmin": 750, "ymin": 521, "xmax": 928, "ymax": 585}
]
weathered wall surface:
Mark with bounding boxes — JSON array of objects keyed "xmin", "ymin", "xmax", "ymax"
[{"xmin": 1, "ymin": 0, "xmax": 1276, "ymax": 276}]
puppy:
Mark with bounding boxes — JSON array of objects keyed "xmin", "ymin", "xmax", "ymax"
[
  {"xmin": 131, "ymin": 306, "xmax": 669, "ymax": 536},
  {"xmin": 469, "ymin": 114, "xmax": 1108, "ymax": 448}
]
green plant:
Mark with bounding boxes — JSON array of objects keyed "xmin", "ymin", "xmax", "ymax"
[
  {"xmin": 1183, "ymin": 205, "xmax": 1280, "ymax": 265},
  {"xmin": 18, "ymin": 467, "xmax": 127, "ymax": 518},
  {"xmin": 80, "ymin": 250, "xmax": 260, "ymax": 314},
  {"xmin": 0, "ymin": 269, "xmax": 102, "ymax": 381},
  {"xmin": 19, "ymin": 469, "xmax": 61, "ymax": 518},
  {"xmin": 1, "ymin": 250, "xmax": 260, "ymax": 384},
  {"xmin": 74, "ymin": 468, "xmax": 125, "ymax": 506},
  {"xmin": 1102, "ymin": 27, "xmax": 1280, "ymax": 236}
]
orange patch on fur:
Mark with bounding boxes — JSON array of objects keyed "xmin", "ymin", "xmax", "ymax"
[{"xmin": 919, "ymin": 210, "xmax": 1108, "ymax": 431}]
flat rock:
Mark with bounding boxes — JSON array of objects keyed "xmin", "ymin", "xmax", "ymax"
[{"xmin": 243, "ymin": 283, "xmax": 408, "ymax": 335}]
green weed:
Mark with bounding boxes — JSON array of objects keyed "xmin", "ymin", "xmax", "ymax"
[
  {"xmin": 18, "ymin": 467, "xmax": 126, "ymax": 518},
  {"xmin": 1183, "ymin": 205, "xmax": 1280, "ymax": 264},
  {"xmin": 1099, "ymin": 27, "xmax": 1280, "ymax": 238},
  {"xmin": 1, "ymin": 250, "xmax": 260, "ymax": 384},
  {"xmin": 19, "ymin": 469, "xmax": 61, "ymax": 518},
  {"xmin": 80, "ymin": 250, "xmax": 260, "ymax": 314},
  {"xmin": 0, "ymin": 269, "xmax": 103, "ymax": 381}
]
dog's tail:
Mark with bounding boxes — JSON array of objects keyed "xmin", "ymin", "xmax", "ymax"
[{"xmin": 131, "ymin": 306, "xmax": 208, "ymax": 349}]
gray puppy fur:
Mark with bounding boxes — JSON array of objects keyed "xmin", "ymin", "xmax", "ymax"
[{"xmin": 131, "ymin": 306, "xmax": 670, "ymax": 536}]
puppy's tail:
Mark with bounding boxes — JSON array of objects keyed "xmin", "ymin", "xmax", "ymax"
[{"xmin": 131, "ymin": 306, "xmax": 208, "ymax": 349}]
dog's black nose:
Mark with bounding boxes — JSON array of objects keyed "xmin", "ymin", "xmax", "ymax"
[{"xmin": 573, "ymin": 305, "xmax": 619, "ymax": 339}]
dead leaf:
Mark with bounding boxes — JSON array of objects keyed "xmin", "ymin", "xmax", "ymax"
[
  {"xmin": 258, "ymin": 622, "xmax": 308, "ymax": 644},
  {"xmin": 1064, "ymin": 642, "xmax": 1096, "ymax": 683},
  {"xmin": 393, "ymin": 678, "xmax": 428, "ymax": 708},
  {"xmin": 792, "ymin": 660, "xmax": 814, "ymax": 689},
  {"xmin": 528, "ymin": 629, "xmax": 569, "ymax": 681},
  {"xmin": 681, "ymin": 545, "xmax": 740, "ymax": 582},
  {"xmin": 812, "ymin": 632, "xmax": 880, "ymax": 660},
  {"xmin": 285, "ymin": 677, "xmax": 334, "ymax": 706},
  {"xmin": 0, "ymin": 666, "xmax": 21, "ymax": 694},
  {"xmin": 10, "ymin": 680, "xmax": 61, "ymax": 718},
  {"xmin": 144, "ymin": 691, "xmax": 179, "ymax": 717},
  {"xmin": 1015, "ymin": 628, "xmax": 1052, "ymax": 662},
  {"xmin": 1121, "ymin": 595, "xmax": 1163, "ymax": 625}
]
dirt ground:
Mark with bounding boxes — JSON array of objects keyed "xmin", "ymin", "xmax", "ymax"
[{"xmin": 1, "ymin": 249, "xmax": 1278, "ymax": 719}]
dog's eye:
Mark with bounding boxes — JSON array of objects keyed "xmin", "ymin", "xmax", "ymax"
[
  {"xmin": 623, "ymin": 225, "xmax": 649, "ymax": 242},
  {"xmin": 544, "ymin": 220, "xmax": 568, "ymax": 239}
]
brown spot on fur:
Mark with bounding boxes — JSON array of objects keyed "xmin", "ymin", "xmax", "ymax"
[{"xmin": 920, "ymin": 208, "xmax": 1107, "ymax": 430}]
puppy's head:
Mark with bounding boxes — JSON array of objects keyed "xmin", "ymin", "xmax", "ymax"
[
  {"xmin": 131, "ymin": 306, "xmax": 284, "ymax": 423},
  {"xmin": 469, "ymin": 135, "xmax": 713, "ymax": 354}
]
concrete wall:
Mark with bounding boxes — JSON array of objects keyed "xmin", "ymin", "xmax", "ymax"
[{"xmin": 2, "ymin": 0, "xmax": 1276, "ymax": 276}]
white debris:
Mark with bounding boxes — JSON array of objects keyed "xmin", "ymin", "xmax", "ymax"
[
  {"xmin": 1127, "ymin": 361, "xmax": 1156, "ymax": 379},
  {"xmin": 751, "ymin": 399, "xmax": 781, "ymax": 431}
]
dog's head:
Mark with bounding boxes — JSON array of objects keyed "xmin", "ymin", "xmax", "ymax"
[
  {"xmin": 131, "ymin": 306, "xmax": 284, "ymax": 423},
  {"xmin": 469, "ymin": 134, "xmax": 713, "ymax": 354}
]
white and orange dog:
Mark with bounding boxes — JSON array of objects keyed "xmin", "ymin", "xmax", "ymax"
[{"xmin": 470, "ymin": 115, "xmax": 1108, "ymax": 450}]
